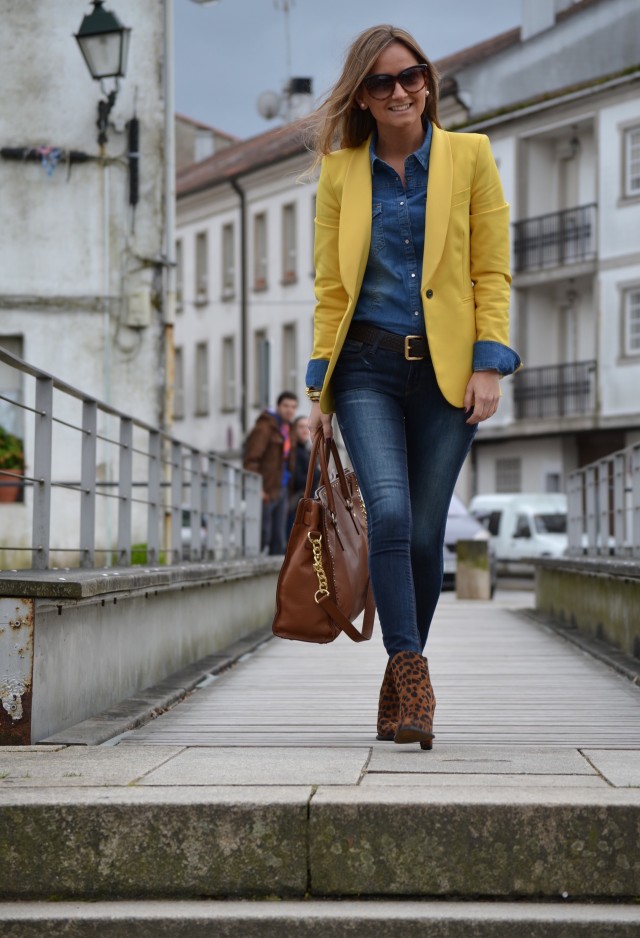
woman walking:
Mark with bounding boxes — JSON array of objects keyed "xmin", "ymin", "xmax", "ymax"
[{"xmin": 305, "ymin": 25, "xmax": 520, "ymax": 749}]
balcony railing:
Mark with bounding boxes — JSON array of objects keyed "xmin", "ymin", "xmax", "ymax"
[
  {"xmin": 512, "ymin": 360, "xmax": 596, "ymax": 420},
  {"xmin": 512, "ymin": 203, "xmax": 596, "ymax": 273}
]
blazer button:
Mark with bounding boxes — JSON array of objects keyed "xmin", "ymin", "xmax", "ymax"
[{"xmin": 426, "ymin": 289, "xmax": 434, "ymax": 298}]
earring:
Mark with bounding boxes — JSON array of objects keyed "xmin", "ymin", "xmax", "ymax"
[{"xmin": 358, "ymin": 102, "xmax": 367, "ymax": 109}]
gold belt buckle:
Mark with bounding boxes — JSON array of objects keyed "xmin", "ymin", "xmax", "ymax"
[{"xmin": 404, "ymin": 335, "xmax": 424, "ymax": 361}]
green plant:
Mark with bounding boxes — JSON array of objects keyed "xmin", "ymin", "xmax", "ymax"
[{"xmin": 0, "ymin": 425, "xmax": 24, "ymax": 473}]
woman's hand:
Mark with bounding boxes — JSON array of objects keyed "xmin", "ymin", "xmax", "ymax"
[
  {"xmin": 308, "ymin": 401, "xmax": 334, "ymax": 439},
  {"xmin": 463, "ymin": 370, "xmax": 500, "ymax": 425}
]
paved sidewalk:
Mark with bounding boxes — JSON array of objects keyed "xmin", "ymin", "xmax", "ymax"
[
  {"xmin": 1, "ymin": 588, "xmax": 640, "ymax": 920},
  {"xmin": 1, "ymin": 589, "xmax": 639, "ymax": 789}
]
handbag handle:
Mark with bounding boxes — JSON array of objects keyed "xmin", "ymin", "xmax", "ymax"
[{"xmin": 307, "ymin": 429, "xmax": 354, "ymax": 515}]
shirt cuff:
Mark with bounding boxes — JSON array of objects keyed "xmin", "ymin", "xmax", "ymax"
[
  {"xmin": 305, "ymin": 358, "xmax": 330, "ymax": 388},
  {"xmin": 473, "ymin": 341, "xmax": 522, "ymax": 376}
]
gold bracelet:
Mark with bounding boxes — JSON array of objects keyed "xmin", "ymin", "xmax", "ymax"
[{"xmin": 305, "ymin": 387, "xmax": 321, "ymax": 402}]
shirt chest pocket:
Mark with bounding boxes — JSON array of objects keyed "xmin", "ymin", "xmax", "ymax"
[{"xmin": 370, "ymin": 202, "xmax": 385, "ymax": 256}]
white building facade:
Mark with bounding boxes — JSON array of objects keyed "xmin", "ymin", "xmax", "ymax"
[
  {"xmin": 175, "ymin": 127, "xmax": 316, "ymax": 456},
  {"xmin": 175, "ymin": 0, "xmax": 640, "ymax": 501},
  {"xmin": 0, "ymin": 1, "xmax": 170, "ymax": 560}
]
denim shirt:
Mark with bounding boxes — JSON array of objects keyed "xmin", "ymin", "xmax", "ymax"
[
  {"xmin": 306, "ymin": 126, "xmax": 521, "ymax": 389},
  {"xmin": 351, "ymin": 124, "xmax": 432, "ymax": 336}
]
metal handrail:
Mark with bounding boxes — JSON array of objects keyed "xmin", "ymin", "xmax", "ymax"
[
  {"xmin": 567, "ymin": 441, "xmax": 640, "ymax": 559},
  {"xmin": 0, "ymin": 347, "xmax": 262, "ymax": 570}
]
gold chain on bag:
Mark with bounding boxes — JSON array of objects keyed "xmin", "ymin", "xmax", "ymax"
[
  {"xmin": 307, "ymin": 531, "xmax": 329, "ymax": 602},
  {"xmin": 355, "ymin": 480, "xmax": 367, "ymax": 525}
]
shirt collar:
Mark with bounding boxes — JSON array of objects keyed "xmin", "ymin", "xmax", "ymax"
[{"xmin": 369, "ymin": 121, "xmax": 432, "ymax": 171}]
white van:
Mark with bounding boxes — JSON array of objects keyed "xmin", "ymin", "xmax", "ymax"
[{"xmin": 468, "ymin": 493, "xmax": 567, "ymax": 573}]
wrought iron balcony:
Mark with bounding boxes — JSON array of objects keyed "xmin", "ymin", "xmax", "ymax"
[
  {"xmin": 512, "ymin": 203, "xmax": 597, "ymax": 273},
  {"xmin": 512, "ymin": 360, "xmax": 596, "ymax": 420}
]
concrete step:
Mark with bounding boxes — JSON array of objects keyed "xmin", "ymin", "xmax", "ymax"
[
  {"xmin": 0, "ymin": 786, "xmax": 639, "ymax": 901},
  {"xmin": 1, "ymin": 900, "xmax": 640, "ymax": 937}
]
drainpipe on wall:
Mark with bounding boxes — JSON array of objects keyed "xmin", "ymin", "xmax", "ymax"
[
  {"xmin": 163, "ymin": 0, "xmax": 177, "ymax": 554},
  {"xmin": 163, "ymin": 0, "xmax": 177, "ymax": 435},
  {"xmin": 230, "ymin": 177, "xmax": 248, "ymax": 441}
]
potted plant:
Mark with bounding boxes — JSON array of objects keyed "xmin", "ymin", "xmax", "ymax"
[{"xmin": 0, "ymin": 425, "xmax": 25, "ymax": 503}]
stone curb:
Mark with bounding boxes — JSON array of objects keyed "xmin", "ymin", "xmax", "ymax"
[
  {"xmin": 40, "ymin": 626, "xmax": 274, "ymax": 746},
  {"xmin": 0, "ymin": 788, "xmax": 639, "ymax": 901},
  {"xmin": 0, "ymin": 557, "xmax": 283, "ymax": 600},
  {"xmin": 1, "ymin": 900, "xmax": 640, "ymax": 938}
]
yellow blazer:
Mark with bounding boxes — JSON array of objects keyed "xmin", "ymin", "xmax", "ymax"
[{"xmin": 311, "ymin": 124, "xmax": 512, "ymax": 412}]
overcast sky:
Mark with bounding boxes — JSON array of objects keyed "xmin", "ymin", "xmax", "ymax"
[{"xmin": 174, "ymin": 0, "xmax": 523, "ymax": 139}]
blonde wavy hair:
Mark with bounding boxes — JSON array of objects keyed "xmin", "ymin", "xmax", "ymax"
[{"xmin": 306, "ymin": 25, "xmax": 440, "ymax": 163}]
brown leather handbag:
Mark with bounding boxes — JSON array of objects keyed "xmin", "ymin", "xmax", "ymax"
[{"xmin": 272, "ymin": 429, "xmax": 375, "ymax": 643}]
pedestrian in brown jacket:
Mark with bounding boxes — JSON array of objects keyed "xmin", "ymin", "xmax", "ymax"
[{"xmin": 243, "ymin": 391, "xmax": 298, "ymax": 554}]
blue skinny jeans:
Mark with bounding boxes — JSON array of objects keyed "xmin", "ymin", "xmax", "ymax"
[{"xmin": 332, "ymin": 337, "xmax": 477, "ymax": 656}]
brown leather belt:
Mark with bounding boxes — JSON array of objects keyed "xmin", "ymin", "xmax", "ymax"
[{"xmin": 347, "ymin": 323, "xmax": 428, "ymax": 361}]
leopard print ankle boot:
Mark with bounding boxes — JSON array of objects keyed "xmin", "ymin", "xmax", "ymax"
[
  {"xmin": 390, "ymin": 650, "xmax": 435, "ymax": 750},
  {"xmin": 376, "ymin": 658, "xmax": 399, "ymax": 741}
]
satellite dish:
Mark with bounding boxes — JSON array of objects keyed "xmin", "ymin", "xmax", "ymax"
[{"xmin": 257, "ymin": 90, "xmax": 282, "ymax": 120}]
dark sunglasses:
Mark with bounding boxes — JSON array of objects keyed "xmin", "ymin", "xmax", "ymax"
[{"xmin": 362, "ymin": 64, "xmax": 429, "ymax": 100}]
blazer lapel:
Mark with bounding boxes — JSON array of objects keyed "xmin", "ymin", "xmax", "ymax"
[
  {"xmin": 339, "ymin": 137, "xmax": 372, "ymax": 299},
  {"xmin": 422, "ymin": 124, "xmax": 452, "ymax": 287}
]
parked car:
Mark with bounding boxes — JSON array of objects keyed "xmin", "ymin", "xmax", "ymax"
[
  {"xmin": 468, "ymin": 493, "xmax": 567, "ymax": 574},
  {"xmin": 442, "ymin": 493, "xmax": 497, "ymax": 596}
]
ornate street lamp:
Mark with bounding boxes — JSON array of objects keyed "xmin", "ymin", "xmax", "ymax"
[{"xmin": 74, "ymin": 1, "xmax": 131, "ymax": 145}]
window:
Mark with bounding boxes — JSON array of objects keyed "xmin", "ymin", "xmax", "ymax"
[
  {"xmin": 495, "ymin": 457, "xmax": 522, "ymax": 493},
  {"xmin": 195, "ymin": 232, "xmax": 208, "ymax": 303},
  {"xmin": 253, "ymin": 213, "xmax": 268, "ymax": 290},
  {"xmin": 282, "ymin": 202, "xmax": 297, "ymax": 284},
  {"xmin": 623, "ymin": 287, "xmax": 640, "ymax": 356},
  {"xmin": 282, "ymin": 323, "xmax": 297, "ymax": 389},
  {"xmin": 253, "ymin": 329, "xmax": 270, "ymax": 408},
  {"xmin": 222, "ymin": 223, "xmax": 235, "ymax": 299},
  {"xmin": 221, "ymin": 336, "xmax": 236, "ymax": 411},
  {"xmin": 545, "ymin": 472, "xmax": 562, "ymax": 493},
  {"xmin": 173, "ymin": 347, "xmax": 184, "ymax": 420},
  {"xmin": 194, "ymin": 342, "xmax": 209, "ymax": 415},
  {"xmin": 624, "ymin": 126, "xmax": 640, "ymax": 198},
  {"xmin": 175, "ymin": 239, "xmax": 183, "ymax": 312},
  {"xmin": 0, "ymin": 334, "xmax": 24, "ymax": 439}
]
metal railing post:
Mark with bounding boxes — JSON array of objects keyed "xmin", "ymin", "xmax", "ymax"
[
  {"xmin": 117, "ymin": 418, "xmax": 133, "ymax": 566},
  {"xmin": 567, "ymin": 471, "xmax": 584, "ymax": 555},
  {"xmin": 189, "ymin": 449, "xmax": 202, "ymax": 561},
  {"xmin": 613, "ymin": 452, "xmax": 626, "ymax": 552},
  {"xmin": 32, "ymin": 376, "xmax": 53, "ymax": 570},
  {"xmin": 632, "ymin": 444, "xmax": 640, "ymax": 559},
  {"xmin": 598, "ymin": 459, "xmax": 610, "ymax": 556},
  {"xmin": 585, "ymin": 465, "xmax": 598, "ymax": 555},
  {"xmin": 147, "ymin": 430, "xmax": 161, "ymax": 565},
  {"xmin": 205, "ymin": 455, "xmax": 217, "ymax": 561},
  {"xmin": 80, "ymin": 400, "xmax": 97, "ymax": 568},
  {"xmin": 170, "ymin": 440, "xmax": 182, "ymax": 564}
]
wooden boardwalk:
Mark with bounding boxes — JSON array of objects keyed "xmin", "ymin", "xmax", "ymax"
[{"xmin": 121, "ymin": 591, "xmax": 640, "ymax": 749}]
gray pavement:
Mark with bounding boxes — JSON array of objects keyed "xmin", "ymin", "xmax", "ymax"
[
  {"xmin": 2, "ymin": 588, "xmax": 640, "ymax": 790},
  {"xmin": 1, "ymin": 587, "xmax": 640, "ymax": 920}
]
